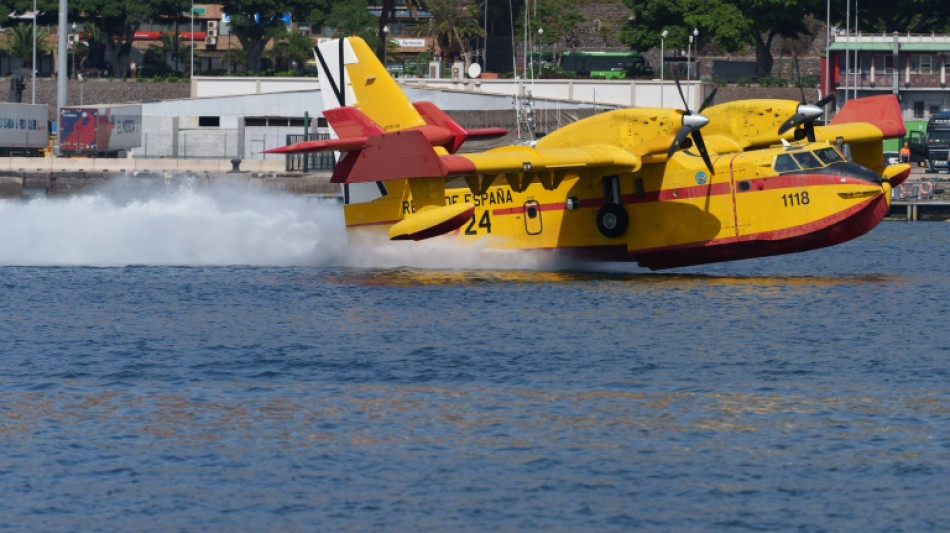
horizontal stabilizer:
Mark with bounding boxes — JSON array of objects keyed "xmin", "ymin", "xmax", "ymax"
[
  {"xmin": 466, "ymin": 127, "xmax": 510, "ymax": 141},
  {"xmin": 413, "ymin": 101, "xmax": 507, "ymax": 153},
  {"xmin": 324, "ymin": 106, "xmax": 386, "ymax": 137},
  {"xmin": 830, "ymin": 95, "xmax": 906, "ymax": 139},
  {"xmin": 389, "ymin": 203, "xmax": 475, "ymax": 241},
  {"xmin": 332, "ymin": 129, "xmax": 447, "ymax": 183},
  {"xmin": 263, "ymin": 106, "xmax": 385, "ymax": 154},
  {"xmin": 263, "ymin": 137, "xmax": 367, "ymax": 154}
]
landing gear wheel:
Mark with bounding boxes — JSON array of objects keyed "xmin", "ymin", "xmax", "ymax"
[{"xmin": 596, "ymin": 203, "xmax": 628, "ymax": 238}]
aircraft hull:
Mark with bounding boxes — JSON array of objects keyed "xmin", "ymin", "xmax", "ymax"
[
  {"xmin": 343, "ymin": 167, "xmax": 893, "ymax": 270},
  {"xmin": 632, "ymin": 191, "xmax": 890, "ymax": 269}
]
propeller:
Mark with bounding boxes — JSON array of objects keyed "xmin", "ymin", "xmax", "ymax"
[
  {"xmin": 666, "ymin": 72, "xmax": 715, "ymax": 174},
  {"xmin": 778, "ymin": 54, "xmax": 835, "ymax": 141}
]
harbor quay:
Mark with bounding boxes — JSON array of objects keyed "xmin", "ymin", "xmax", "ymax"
[
  {"xmin": 888, "ymin": 165, "xmax": 950, "ymax": 221},
  {"xmin": 0, "ymin": 157, "xmax": 337, "ymax": 198}
]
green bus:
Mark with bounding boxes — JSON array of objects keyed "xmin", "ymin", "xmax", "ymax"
[
  {"xmin": 561, "ymin": 51, "xmax": 652, "ymax": 79},
  {"xmin": 527, "ymin": 51, "xmax": 652, "ymax": 79}
]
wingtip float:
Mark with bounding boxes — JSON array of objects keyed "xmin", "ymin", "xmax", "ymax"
[
  {"xmin": 388, "ymin": 203, "xmax": 476, "ymax": 241},
  {"xmin": 298, "ymin": 36, "xmax": 905, "ymax": 268}
]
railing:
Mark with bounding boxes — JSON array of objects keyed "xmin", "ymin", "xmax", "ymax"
[{"xmin": 284, "ymin": 133, "xmax": 335, "ymax": 172}]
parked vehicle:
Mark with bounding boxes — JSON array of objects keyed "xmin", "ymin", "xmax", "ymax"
[
  {"xmin": 526, "ymin": 51, "xmax": 653, "ymax": 79},
  {"xmin": 59, "ymin": 104, "xmax": 142, "ymax": 156},
  {"xmin": 906, "ymin": 113, "xmax": 950, "ymax": 173},
  {"xmin": 0, "ymin": 103, "xmax": 49, "ymax": 156}
]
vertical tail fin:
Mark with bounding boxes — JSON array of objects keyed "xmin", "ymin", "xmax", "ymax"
[
  {"xmin": 315, "ymin": 37, "xmax": 426, "ymax": 133},
  {"xmin": 314, "ymin": 37, "xmax": 426, "ymax": 204}
]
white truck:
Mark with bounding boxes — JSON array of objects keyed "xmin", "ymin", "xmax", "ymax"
[{"xmin": 0, "ymin": 103, "xmax": 49, "ymax": 156}]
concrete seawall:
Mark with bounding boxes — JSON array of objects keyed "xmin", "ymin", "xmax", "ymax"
[
  {"xmin": 0, "ymin": 157, "xmax": 338, "ymax": 199},
  {"xmin": 1, "ymin": 156, "xmax": 286, "ymax": 174}
]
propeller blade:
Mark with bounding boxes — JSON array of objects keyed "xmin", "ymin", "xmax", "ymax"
[
  {"xmin": 698, "ymin": 86, "xmax": 717, "ymax": 113},
  {"xmin": 672, "ymin": 71, "xmax": 690, "ymax": 113},
  {"xmin": 778, "ymin": 113, "xmax": 806, "ymax": 135},
  {"xmin": 667, "ymin": 125, "xmax": 692, "ymax": 158},
  {"xmin": 691, "ymin": 130, "xmax": 714, "ymax": 174},
  {"xmin": 816, "ymin": 94, "xmax": 835, "ymax": 108}
]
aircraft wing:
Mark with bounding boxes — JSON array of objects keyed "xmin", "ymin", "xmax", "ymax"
[
  {"xmin": 335, "ymin": 129, "xmax": 642, "ymax": 185},
  {"xmin": 813, "ymin": 123, "xmax": 889, "ymax": 145},
  {"xmin": 442, "ymin": 145, "xmax": 642, "ymax": 175}
]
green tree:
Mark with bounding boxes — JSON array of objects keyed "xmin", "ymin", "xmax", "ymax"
[
  {"xmin": 147, "ymin": 31, "xmax": 192, "ymax": 75},
  {"xmin": 269, "ymin": 27, "xmax": 315, "ymax": 72},
  {"xmin": 68, "ymin": 0, "xmax": 190, "ymax": 77},
  {"xmin": 519, "ymin": 0, "xmax": 583, "ymax": 48},
  {"xmin": 0, "ymin": 22, "xmax": 54, "ymax": 66},
  {"xmin": 516, "ymin": 0, "xmax": 583, "ymax": 69},
  {"xmin": 620, "ymin": 0, "xmax": 821, "ymax": 78},
  {"xmin": 319, "ymin": 0, "xmax": 377, "ymax": 42},
  {"xmin": 376, "ymin": 0, "xmax": 424, "ymax": 61},
  {"xmin": 413, "ymin": 0, "xmax": 484, "ymax": 64},
  {"xmin": 849, "ymin": 0, "xmax": 950, "ymax": 33},
  {"xmin": 219, "ymin": 0, "xmax": 320, "ymax": 73}
]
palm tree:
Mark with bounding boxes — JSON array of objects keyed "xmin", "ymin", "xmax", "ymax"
[
  {"xmin": 412, "ymin": 0, "xmax": 484, "ymax": 66},
  {"xmin": 149, "ymin": 32, "xmax": 192, "ymax": 74},
  {"xmin": 70, "ymin": 40, "xmax": 90, "ymax": 76},
  {"xmin": 0, "ymin": 23, "xmax": 55, "ymax": 67},
  {"xmin": 268, "ymin": 28, "xmax": 315, "ymax": 73},
  {"xmin": 376, "ymin": 0, "xmax": 426, "ymax": 60},
  {"xmin": 79, "ymin": 23, "xmax": 107, "ymax": 76}
]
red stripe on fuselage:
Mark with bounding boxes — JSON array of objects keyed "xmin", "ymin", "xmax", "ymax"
[{"xmin": 482, "ymin": 172, "xmax": 874, "ymax": 218}]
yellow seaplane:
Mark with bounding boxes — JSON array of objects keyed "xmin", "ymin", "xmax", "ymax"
[{"xmin": 267, "ymin": 37, "xmax": 910, "ymax": 270}]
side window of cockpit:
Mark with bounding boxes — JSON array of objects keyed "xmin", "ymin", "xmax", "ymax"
[
  {"xmin": 774, "ymin": 154, "xmax": 800, "ymax": 173},
  {"xmin": 815, "ymin": 147, "xmax": 845, "ymax": 165},
  {"xmin": 791, "ymin": 151, "xmax": 823, "ymax": 169}
]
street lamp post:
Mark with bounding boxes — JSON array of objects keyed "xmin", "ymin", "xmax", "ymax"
[
  {"xmin": 690, "ymin": 28, "xmax": 699, "ymax": 82},
  {"xmin": 382, "ymin": 25, "xmax": 389, "ymax": 69},
  {"xmin": 537, "ymin": 27, "xmax": 543, "ymax": 76},
  {"xmin": 31, "ymin": 0, "xmax": 36, "ymax": 103},
  {"xmin": 78, "ymin": 73, "xmax": 83, "ymax": 105},
  {"xmin": 825, "ymin": 0, "xmax": 831, "ymax": 110},
  {"xmin": 660, "ymin": 30, "xmax": 668, "ymax": 107},
  {"xmin": 70, "ymin": 22, "xmax": 76, "ymax": 78},
  {"xmin": 190, "ymin": 0, "xmax": 195, "ymax": 78},
  {"xmin": 687, "ymin": 35, "xmax": 693, "ymax": 82}
]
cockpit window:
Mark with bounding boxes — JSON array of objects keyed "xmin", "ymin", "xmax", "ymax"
[
  {"xmin": 774, "ymin": 154, "xmax": 801, "ymax": 173},
  {"xmin": 814, "ymin": 147, "xmax": 845, "ymax": 165},
  {"xmin": 791, "ymin": 151, "xmax": 823, "ymax": 169}
]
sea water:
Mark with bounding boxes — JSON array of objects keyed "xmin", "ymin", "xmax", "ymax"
[{"xmin": 1, "ymin": 181, "xmax": 948, "ymax": 531}]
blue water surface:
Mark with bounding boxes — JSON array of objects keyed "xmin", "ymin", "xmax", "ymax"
[{"xmin": 2, "ymin": 221, "xmax": 950, "ymax": 531}]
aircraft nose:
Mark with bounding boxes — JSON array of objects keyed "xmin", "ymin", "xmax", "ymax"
[{"xmin": 683, "ymin": 112, "xmax": 709, "ymax": 129}]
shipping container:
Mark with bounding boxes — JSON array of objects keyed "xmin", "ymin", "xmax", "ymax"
[
  {"xmin": 0, "ymin": 103, "xmax": 49, "ymax": 156},
  {"xmin": 60, "ymin": 104, "xmax": 142, "ymax": 156}
]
